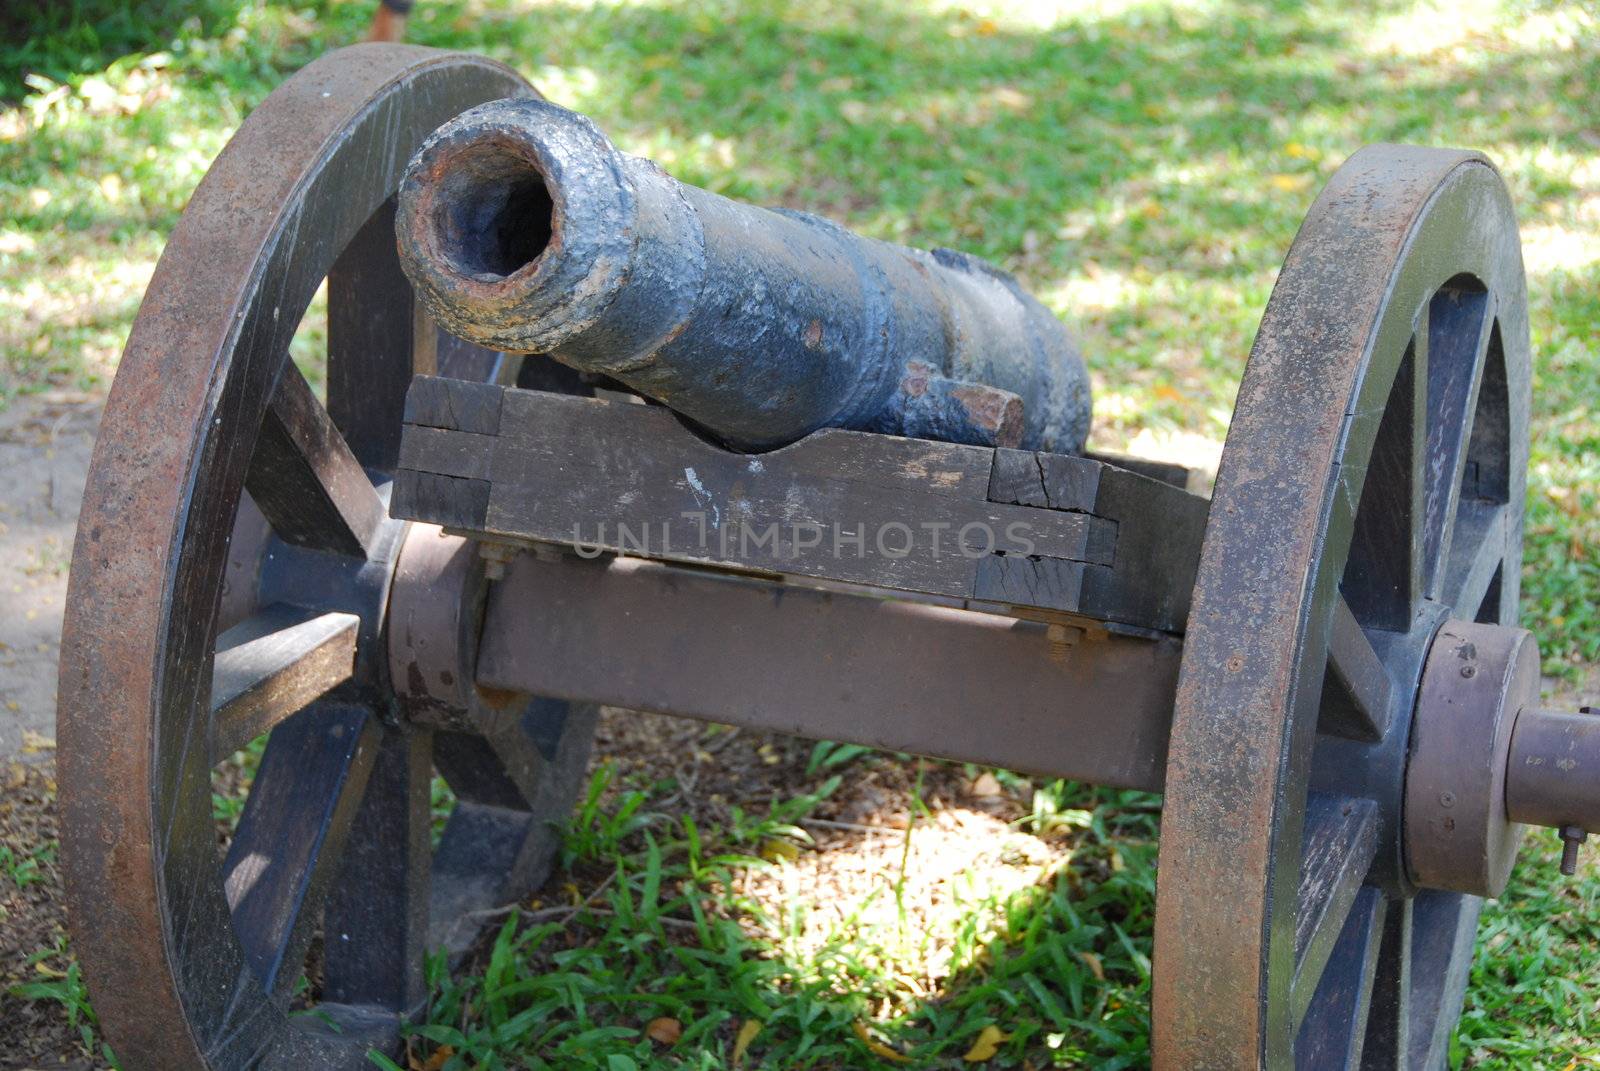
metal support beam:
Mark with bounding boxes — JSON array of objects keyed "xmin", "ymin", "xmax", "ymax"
[{"xmin": 475, "ymin": 552, "xmax": 1181, "ymax": 791}]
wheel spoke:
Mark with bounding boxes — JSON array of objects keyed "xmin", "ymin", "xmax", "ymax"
[
  {"xmin": 327, "ymin": 199, "xmax": 433, "ymax": 473},
  {"xmin": 431, "ymin": 697, "xmax": 579, "ymax": 811},
  {"xmin": 1344, "ymin": 341, "xmax": 1424, "ymax": 632},
  {"xmin": 246, "ymin": 360, "xmax": 386, "ymax": 558},
  {"xmin": 1460, "ymin": 322, "xmax": 1511, "ymax": 507},
  {"xmin": 1291, "ymin": 794, "xmax": 1380, "ymax": 1026},
  {"xmin": 222, "ymin": 702, "xmax": 379, "ymax": 996},
  {"xmin": 1319, "ymin": 597, "xmax": 1395, "ymax": 742},
  {"xmin": 320, "ymin": 726, "xmax": 433, "ymax": 1014},
  {"xmin": 210, "ymin": 606, "xmax": 360, "ymax": 764},
  {"xmin": 1295, "ymin": 888, "xmax": 1386, "ymax": 1070},
  {"xmin": 1442, "ymin": 500, "xmax": 1507, "ymax": 619},
  {"xmin": 1421, "ymin": 283, "xmax": 1493, "ymax": 598},
  {"xmin": 1405, "ymin": 892, "xmax": 1482, "ymax": 1070},
  {"xmin": 429, "ymin": 699, "xmax": 600, "ymax": 955},
  {"xmin": 1359, "ymin": 897, "xmax": 1413, "ymax": 1069}
]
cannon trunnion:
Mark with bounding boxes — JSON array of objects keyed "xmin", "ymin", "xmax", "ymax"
[{"xmin": 55, "ymin": 44, "xmax": 1598, "ymax": 1071}]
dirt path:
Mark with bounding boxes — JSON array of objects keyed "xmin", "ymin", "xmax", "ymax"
[{"xmin": 0, "ymin": 395, "xmax": 99, "ymax": 763}]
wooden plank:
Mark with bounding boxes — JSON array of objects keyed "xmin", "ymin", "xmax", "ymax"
[
  {"xmin": 477, "ymin": 554, "xmax": 1182, "ymax": 791},
  {"xmin": 247, "ymin": 361, "xmax": 386, "ymax": 558},
  {"xmin": 209, "ymin": 605, "xmax": 360, "ymax": 763},
  {"xmin": 1078, "ymin": 465, "xmax": 1207, "ymax": 632},
  {"xmin": 973, "ymin": 554, "xmax": 1086, "ymax": 611},
  {"xmin": 482, "ymin": 390, "xmax": 1103, "ymax": 598},
  {"xmin": 393, "ymin": 383, "xmax": 1208, "ymax": 633},
  {"xmin": 498, "ymin": 384, "xmax": 998, "ymax": 497},
  {"xmin": 989, "ymin": 446, "xmax": 1208, "ymax": 632},
  {"xmin": 989, "ymin": 448, "xmax": 1101, "ymax": 511}
]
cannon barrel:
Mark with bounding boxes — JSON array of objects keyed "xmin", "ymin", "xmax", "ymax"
[{"xmin": 394, "ymin": 97, "xmax": 1091, "ymax": 452}]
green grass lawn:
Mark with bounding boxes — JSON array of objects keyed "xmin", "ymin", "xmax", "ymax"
[{"xmin": 1, "ymin": 0, "xmax": 1596, "ymax": 1068}]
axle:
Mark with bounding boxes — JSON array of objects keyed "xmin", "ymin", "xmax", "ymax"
[{"xmin": 393, "ymin": 97, "xmax": 1092, "ymax": 452}]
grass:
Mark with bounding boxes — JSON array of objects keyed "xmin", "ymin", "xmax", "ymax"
[
  {"xmin": 1, "ymin": 0, "xmax": 1596, "ymax": 1068},
  {"xmin": 373, "ymin": 758, "xmax": 1160, "ymax": 1070}
]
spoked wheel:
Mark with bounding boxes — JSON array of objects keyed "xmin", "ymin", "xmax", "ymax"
[
  {"xmin": 1153, "ymin": 147, "xmax": 1529, "ymax": 1069},
  {"xmin": 58, "ymin": 46, "xmax": 596, "ymax": 1070}
]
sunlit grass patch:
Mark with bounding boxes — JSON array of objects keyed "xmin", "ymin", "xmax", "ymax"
[{"xmin": 397, "ymin": 752, "xmax": 1157, "ymax": 1069}]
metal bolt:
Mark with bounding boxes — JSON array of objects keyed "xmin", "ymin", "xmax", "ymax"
[
  {"xmin": 1559, "ymin": 825, "xmax": 1587, "ymax": 876},
  {"xmin": 478, "ymin": 540, "xmax": 520, "ymax": 580},
  {"xmin": 1460, "ymin": 664, "xmax": 1477, "ymax": 679}
]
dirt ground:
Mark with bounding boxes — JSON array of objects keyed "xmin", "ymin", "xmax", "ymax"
[{"xmin": 0, "ymin": 395, "xmax": 98, "ymax": 764}]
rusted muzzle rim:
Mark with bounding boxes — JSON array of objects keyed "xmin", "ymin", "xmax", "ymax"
[
  {"xmin": 1404, "ymin": 618, "xmax": 1540, "ymax": 897},
  {"xmin": 396, "ymin": 96, "xmax": 638, "ymax": 352}
]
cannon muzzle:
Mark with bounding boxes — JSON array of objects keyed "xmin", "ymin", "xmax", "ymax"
[{"xmin": 395, "ymin": 97, "xmax": 1091, "ymax": 452}]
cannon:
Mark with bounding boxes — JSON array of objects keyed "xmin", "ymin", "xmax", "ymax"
[
  {"xmin": 392, "ymin": 96, "xmax": 1092, "ymax": 452},
  {"xmin": 56, "ymin": 44, "xmax": 1597, "ymax": 1070}
]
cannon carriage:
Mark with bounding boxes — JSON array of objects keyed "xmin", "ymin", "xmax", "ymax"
[{"xmin": 56, "ymin": 44, "xmax": 1597, "ymax": 1070}]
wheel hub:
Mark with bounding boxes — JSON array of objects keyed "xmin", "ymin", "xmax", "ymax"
[{"xmin": 1406, "ymin": 618, "xmax": 1598, "ymax": 896}]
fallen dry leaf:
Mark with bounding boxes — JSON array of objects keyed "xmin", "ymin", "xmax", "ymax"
[
  {"xmin": 963, "ymin": 1024, "xmax": 1007, "ymax": 1062},
  {"xmin": 646, "ymin": 1017, "xmax": 682, "ymax": 1045},
  {"xmin": 420, "ymin": 1045, "xmax": 454, "ymax": 1071},
  {"xmin": 21, "ymin": 730, "xmax": 55, "ymax": 753},
  {"xmin": 970, "ymin": 772, "xmax": 1003, "ymax": 797},
  {"xmin": 760, "ymin": 837, "xmax": 800, "ymax": 863},
  {"xmin": 853, "ymin": 1021, "xmax": 912, "ymax": 1063},
  {"xmin": 1078, "ymin": 950, "xmax": 1105, "ymax": 981},
  {"xmin": 732, "ymin": 1018, "xmax": 762, "ymax": 1066}
]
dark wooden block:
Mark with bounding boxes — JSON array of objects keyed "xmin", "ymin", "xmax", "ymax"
[
  {"xmin": 974, "ymin": 554, "xmax": 1087, "ymax": 612},
  {"xmin": 391, "ymin": 469, "xmax": 489, "ymax": 531},
  {"xmin": 403, "ymin": 374, "xmax": 504, "ymax": 435},
  {"xmin": 397, "ymin": 425, "xmax": 496, "ymax": 481},
  {"xmin": 1077, "ymin": 465, "xmax": 1210, "ymax": 634},
  {"xmin": 989, "ymin": 448, "xmax": 1102, "ymax": 512}
]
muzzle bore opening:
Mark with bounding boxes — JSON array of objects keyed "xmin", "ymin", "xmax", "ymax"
[{"xmin": 430, "ymin": 140, "xmax": 555, "ymax": 281}]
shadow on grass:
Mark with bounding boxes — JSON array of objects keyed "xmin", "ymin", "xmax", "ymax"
[{"xmin": 405, "ymin": 734, "xmax": 1162, "ymax": 1070}]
